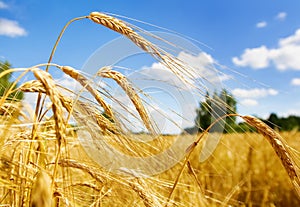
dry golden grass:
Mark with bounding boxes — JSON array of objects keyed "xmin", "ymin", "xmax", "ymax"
[{"xmin": 0, "ymin": 11, "xmax": 299, "ymax": 207}]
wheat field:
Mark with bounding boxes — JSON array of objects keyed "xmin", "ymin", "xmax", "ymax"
[{"xmin": 0, "ymin": 12, "xmax": 299, "ymax": 207}]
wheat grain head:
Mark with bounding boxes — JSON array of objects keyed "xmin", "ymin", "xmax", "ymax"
[
  {"xmin": 60, "ymin": 65, "xmax": 115, "ymax": 120},
  {"xmin": 98, "ymin": 68, "xmax": 155, "ymax": 134},
  {"xmin": 242, "ymin": 115, "xmax": 300, "ymax": 197}
]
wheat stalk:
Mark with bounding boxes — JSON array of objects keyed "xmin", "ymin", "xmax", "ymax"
[
  {"xmin": 58, "ymin": 159, "xmax": 105, "ymax": 184},
  {"xmin": 59, "ymin": 159, "xmax": 161, "ymax": 207}
]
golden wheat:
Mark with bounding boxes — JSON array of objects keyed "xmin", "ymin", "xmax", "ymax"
[
  {"xmin": 30, "ymin": 171, "xmax": 52, "ymax": 207},
  {"xmin": 88, "ymin": 12, "xmax": 199, "ymax": 87},
  {"xmin": 0, "ymin": 11, "xmax": 299, "ymax": 207},
  {"xmin": 32, "ymin": 68, "xmax": 66, "ymax": 146}
]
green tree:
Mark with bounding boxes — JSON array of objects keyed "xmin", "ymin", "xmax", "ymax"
[
  {"xmin": 194, "ymin": 92, "xmax": 211, "ymax": 132},
  {"xmin": 0, "ymin": 60, "xmax": 23, "ymax": 101},
  {"xmin": 266, "ymin": 113, "xmax": 300, "ymax": 131},
  {"xmin": 266, "ymin": 113, "xmax": 280, "ymax": 130},
  {"xmin": 194, "ymin": 89, "xmax": 237, "ymax": 133}
]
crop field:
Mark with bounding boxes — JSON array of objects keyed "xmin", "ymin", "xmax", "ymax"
[{"xmin": 0, "ymin": 12, "xmax": 299, "ymax": 207}]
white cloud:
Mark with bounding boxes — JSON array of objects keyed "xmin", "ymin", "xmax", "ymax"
[
  {"xmin": 232, "ymin": 88, "xmax": 278, "ymax": 98},
  {"xmin": 241, "ymin": 99, "xmax": 258, "ymax": 106},
  {"xmin": 256, "ymin": 21, "xmax": 267, "ymax": 28},
  {"xmin": 278, "ymin": 108, "xmax": 300, "ymax": 117},
  {"xmin": 177, "ymin": 51, "xmax": 230, "ymax": 83},
  {"xmin": 0, "ymin": 18, "xmax": 27, "ymax": 37},
  {"xmin": 233, "ymin": 28, "xmax": 300, "ymax": 70},
  {"xmin": 0, "ymin": 1, "xmax": 8, "ymax": 9},
  {"xmin": 233, "ymin": 88, "xmax": 278, "ymax": 110},
  {"xmin": 291, "ymin": 78, "xmax": 300, "ymax": 86},
  {"xmin": 276, "ymin": 12, "xmax": 287, "ymax": 21},
  {"xmin": 232, "ymin": 46, "xmax": 270, "ymax": 69},
  {"xmin": 278, "ymin": 30, "xmax": 300, "ymax": 46},
  {"xmin": 142, "ymin": 51, "xmax": 229, "ymax": 89}
]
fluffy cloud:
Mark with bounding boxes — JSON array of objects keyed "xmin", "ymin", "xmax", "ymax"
[
  {"xmin": 276, "ymin": 12, "xmax": 287, "ymax": 21},
  {"xmin": 240, "ymin": 99, "xmax": 258, "ymax": 106},
  {"xmin": 0, "ymin": 1, "xmax": 8, "ymax": 9},
  {"xmin": 232, "ymin": 88, "xmax": 278, "ymax": 98},
  {"xmin": 232, "ymin": 46, "xmax": 270, "ymax": 69},
  {"xmin": 142, "ymin": 51, "xmax": 230, "ymax": 89},
  {"xmin": 233, "ymin": 28, "xmax": 300, "ymax": 70},
  {"xmin": 232, "ymin": 88, "xmax": 278, "ymax": 107},
  {"xmin": 0, "ymin": 18, "xmax": 27, "ymax": 37},
  {"xmin": 256, "ymin": 21, "xmax": 267, "ymax": 28},
  {"xmin": 291, "ymin": 78, "xmax": 300, "ymax": 86}
]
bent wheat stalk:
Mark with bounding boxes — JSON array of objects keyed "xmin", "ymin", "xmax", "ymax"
[{"xmin": 241, "ymin": 115, "xmax": 300, "ymax": 197}]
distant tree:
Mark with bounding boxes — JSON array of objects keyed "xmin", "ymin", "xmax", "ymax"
[
  {"xmin": 282, "ymin": 115, "xmax": 300, "ymax": 131},
  {"xmin": 0, "ymin": 60, "xmax": 23, "ymax": 101},
  {"xmin": 265, "ymin": 113, "xmax": 300, "ymax": 131},
  {"xmin": 193, "ymin": 89, "xmax": 237, "ymax": 133},
  {"xmin": 219, "ymin": 89, "xmax": 237, "ymax": 133},
  {"xmin": 266, "ymin": 113, "xmax": 281, "ymax": 130},
  {"xmin": 194, "ymin": 92, "xmax": 211, "ymax": 132},
  {"xmin": 235, "ymin": 122, "xmax": 256, "ymax": 133}
]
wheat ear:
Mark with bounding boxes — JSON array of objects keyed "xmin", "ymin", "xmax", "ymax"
[
  {"xmin": 129, "ymin": 178, "xmax": 162, "ymax": 207},
  {"xmin": 88, "ymin": 12, "xmax": 158, "ymax": 54},
  {"xmin": 98, "ymin": 68, "xmax": 155, "ymax": 134},
  {"xmin": 32, "ymin": 69, "xmax": 66, "ymax": 146},
  {"xmin": 30, "ymin": 171, "xmax": 52, "ymax": 207},
  {"xmin": 59, "ymin": 66, "xmax": 114, "ymax": 119},
  {"xmin": 32, "ymin": 68, "xmax": 66, "ymax": 188},
  {"xmin": 88, "ymin": 12, "xmax": 196, "ymax": 85},
  {"xmin": 242, "ymin": 115, "xmax": 300, "ymax": 197}
]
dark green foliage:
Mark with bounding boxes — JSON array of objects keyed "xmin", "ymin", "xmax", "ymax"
[
  {"xmin": 0, "ymin": 60, "xmax": 23, "ymax": 101},
  {"xmin": 234, "ymin": 122, "xmax": 257, "ymax": 133},
  {"xmin": 264, "ymin": 113, "xmax": 300, "ymax": 131},
  {"xmin": 188, "ymin": 89, "xmax": 238, "ymax": 134}
]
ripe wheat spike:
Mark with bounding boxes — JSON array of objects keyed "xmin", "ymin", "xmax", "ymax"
[{"xmin": 242, "ymin": 115, "xmax": 300, "ymax": 197}]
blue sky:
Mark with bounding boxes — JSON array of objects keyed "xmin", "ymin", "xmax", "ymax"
[{"xmin": 1, "ymin": 0, "xmax": 300, "ymax": 128}]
